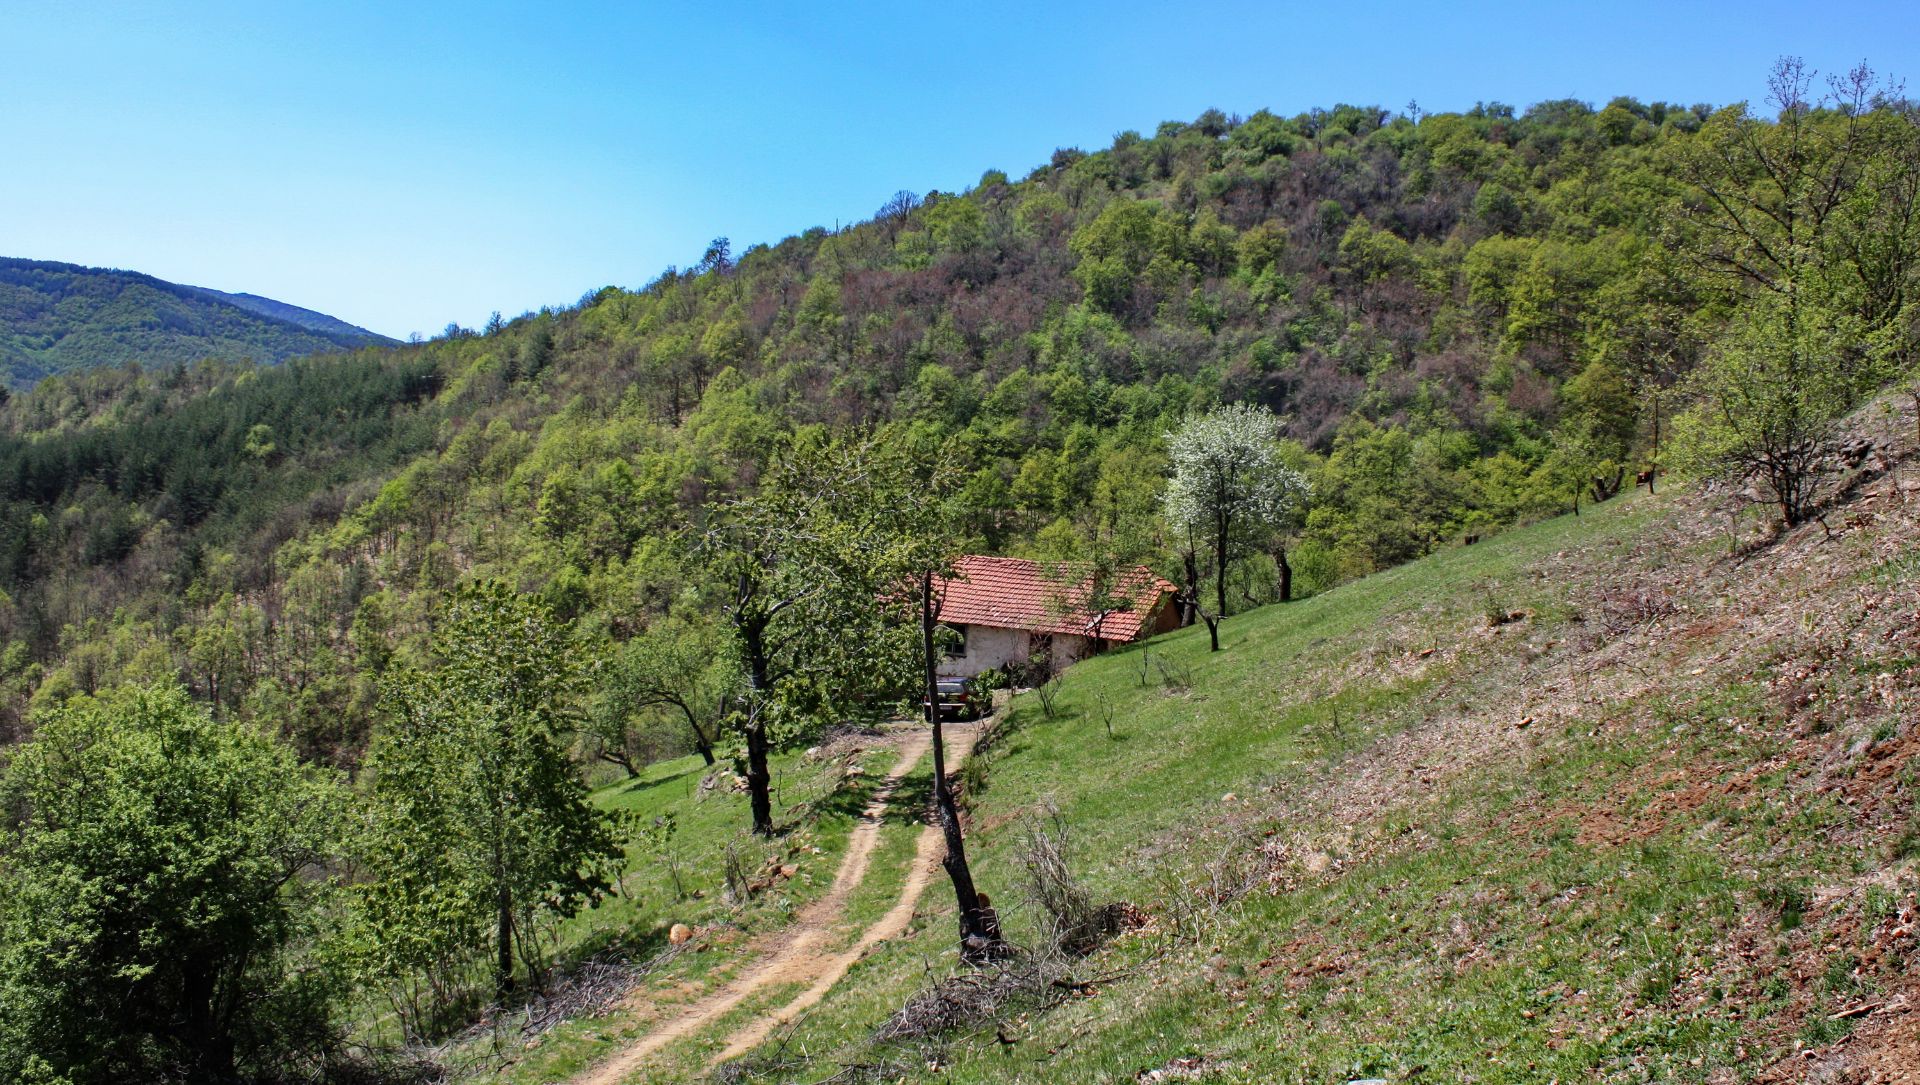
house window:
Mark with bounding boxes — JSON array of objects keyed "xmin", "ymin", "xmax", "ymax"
[{"xmin": 938, "ymin": 623, "xmax": 968, "ymax": 658}]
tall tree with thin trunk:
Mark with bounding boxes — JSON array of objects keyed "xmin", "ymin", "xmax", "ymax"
[
  {"xmin": 919, "ymin": 570, "xmax": 998, "ymax": 958},
  {"xmin": 1665, "ymin": 59, "xmax": 1918, "ymax": 524},
  {"xmin": 874, "ymin": 446, "xmax": 1003, "ymax": 960},
  {"xmin": 696, "ymin": 436, "xmax": 916, "ymax": 836},
  {"xmin": 356, "ymin": 582, "xmax": 620, "ymax": 1007}
]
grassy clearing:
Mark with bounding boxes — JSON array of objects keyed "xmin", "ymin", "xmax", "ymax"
[
  {"xmin": 962, "ymin": 499, "xmax": 1652, "ymax": 896},
  {"xmin": 424, "ymin": 736, "xmax": 906, "ymax": 1081},
  {"xmin": 565, "ymin": 740, "xmax": 897, "ymax": 956},
  {"xmin": 717, "ymin": 484, "xmax": 1920, "ymax": 1083}
]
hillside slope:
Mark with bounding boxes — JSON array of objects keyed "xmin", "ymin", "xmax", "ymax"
[
  {"xmin": 0, "ymin": 95, "xmax": 1735, "ymax": 758},
  {"xmin": 604, "ymin": 397, "xmax": 1918, "ymax": 1084},
  {"xmin": 183, "ymin": 285, "xmax": 390, "ymax": 341},
  {"xmin": 0, "ymin": 257, "xmax": 392, "ymax": 387},
  {"xmin": 5, "ymin": 90, "xmax": 1914, "ymax": 776}
]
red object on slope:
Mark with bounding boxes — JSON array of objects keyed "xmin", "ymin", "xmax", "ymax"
[{"xmin": 931, "ymin": 555, "xmax": 1178, "ymax": 642}]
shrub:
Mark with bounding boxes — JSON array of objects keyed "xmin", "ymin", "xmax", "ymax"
[{"xmin": 0, "ymin": 684, "xmax": 344, "ymax": 1084}]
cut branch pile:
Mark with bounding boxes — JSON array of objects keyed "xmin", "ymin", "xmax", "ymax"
[{"xmin": 874, "ymin": 958, "xmax": 1127, "ymax": 1044}]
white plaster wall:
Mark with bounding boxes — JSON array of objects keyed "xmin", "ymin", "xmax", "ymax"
[
  {"xmin": 943, "ymin": 627, "xmax": 1104, "ymax": 678},
  {"xmin": 944, "ymin": 624, "xmax": 1030, "ymax": 677},
  {"xmin": 1050, "ymin": 634, "xmax": 1092, "ymax": 671}
]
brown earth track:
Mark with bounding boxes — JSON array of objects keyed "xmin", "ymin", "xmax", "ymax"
[{"xmin": 576, "ymin": 723, "xmax": 979, "ymax": 1084}]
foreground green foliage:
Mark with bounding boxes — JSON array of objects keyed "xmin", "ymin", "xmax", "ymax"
[
  {"xmin": 351, "ymin": 582, "xmax": 621, "ymax": 1029},
  {"xmin": 0, "ymin": 685, "xmax": 342, "ymax": 1084}
]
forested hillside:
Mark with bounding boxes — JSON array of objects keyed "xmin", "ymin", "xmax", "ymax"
[
  {"xmin": 0, "ymin": 61, "xmax": 1916, "ymax": 1082},
  {"xmin": 0, "ymin": 257, "xmax": 394, "ymax": 388},
  {"xmin": 5, "ymin": 71, "xmax": 1913, "ymax": 760}
]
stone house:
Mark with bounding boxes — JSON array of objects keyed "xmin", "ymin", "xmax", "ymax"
[{"xmin": 932, "ymin": 555, "xmax": 1181, "ymax": 678}]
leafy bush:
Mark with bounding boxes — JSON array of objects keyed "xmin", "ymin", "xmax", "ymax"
[{"xmin": 0, "ymin": 684, "xmax": 344, "ymax": 1084}]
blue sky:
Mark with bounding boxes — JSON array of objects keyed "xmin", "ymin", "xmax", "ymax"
[{"xmin": 4, "ymin": 1, "xmax": 1916, "ymax": 339}]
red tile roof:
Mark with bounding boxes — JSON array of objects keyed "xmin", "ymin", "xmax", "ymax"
[{"xmin": 933, "ymin": 555, "xmax": 1178, "ymax": 642}]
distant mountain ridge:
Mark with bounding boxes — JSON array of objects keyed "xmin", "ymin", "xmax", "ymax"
[
  {"xmin": 182, "ymin": 285, "xmax": 389, "ymax": 342},
  {"xmin": 0, "ymin": 256, "xmax": 394, "ymax": 388}
]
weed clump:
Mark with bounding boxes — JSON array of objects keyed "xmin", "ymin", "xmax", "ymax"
[
  {"xmin": 873, "ymin": 807, "xmax": 1140, "ymax": 1048},
  {"xmin": 1017, "ymin": 805, "xmax": 1139, "ymax": 956}
]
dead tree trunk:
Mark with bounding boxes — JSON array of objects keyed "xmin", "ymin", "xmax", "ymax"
[{"xmin": 922, "ymin": 571, "xmax": 997, "ymax": 960}]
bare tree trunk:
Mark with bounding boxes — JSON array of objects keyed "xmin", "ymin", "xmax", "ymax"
[
  {"xmin": 1213, "ymin": 509, "xmax": 1230, "ymax": 622},
  {"xmin": 1179, "ymin": 550, "xmax": 1200, "ymax": 626},
  {"xmin": 180, "ymin": 960, "xmax": 238, "ymax": 1083},
  {"xmin": 1589, "ymin": 466, "xmax": 1626, "ymax": 503},
  {"xmin": 1179, "ymin": 539, "xmax": 1223, "ymax": 652},
  {"xmin": 738, "ymin": 585, "xmax": 777, "ymax": 836},
  {"xmin": 679, "ymin": 705, "xmax": 718, "ymax": 766},
  {"xmin": 496, "ymin": 881, "xmax": 515, "ymax": 1000},
  {"xmin": 1649, "ymin": 400, "xmax": 1661, "ymax": 494},
  {"xmin": 923, "ymin": 572, "xmax": 995, "ymax": 959},
  {"xmin": 1276, "ymin": 543, "xmax": 1293, "ymax": 603},
  {"xmin": 744, "ymin": 714, "xmax": 773, "ymax": 836}
]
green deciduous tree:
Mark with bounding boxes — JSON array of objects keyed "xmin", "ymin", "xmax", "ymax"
[
  {"xmin": 1671, "ymin": 290, "xmax": 1896, "ymax": 525},
  {"xmin": 1666, "ymin": 59, "xmax": 1918, "ymax": 525},
  {"xmin": 595, "ymin": 615, "xmax": 737, "ymax": 771},
  {"xmin": 696, "ymin": 436, "xmax": 919, "ymax": 835},
  {"xmin": 0, "ymin": 684, "xmax": 342, "ymax": 1084},
  {"xmin": 1667, "ymin": 59, "xmax": 1918, "ymax": 338},
  {"xmin": 1070, "ymin": 199, "xmax": 1189, "ymax": 320},
  {"xmin": 1544, "ymin": 358, "xmax": 1638, "ymax": 512},
  {"xmin": 352, "ymin": 581, "xmax": 619, "ymax": 1018}
]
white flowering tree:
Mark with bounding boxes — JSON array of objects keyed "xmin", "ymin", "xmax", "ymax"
[{"xmin": 1163, "ymin": 404, "xmax": 1310, "ymax": 650}]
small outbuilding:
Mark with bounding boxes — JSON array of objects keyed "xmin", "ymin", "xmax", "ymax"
[{"xmin": 932, "ymin": 555, "xmax": 1181, "ymax": 678}]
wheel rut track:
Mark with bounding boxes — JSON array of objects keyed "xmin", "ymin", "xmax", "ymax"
[{"xmin": 576, "ymin": 723, "xmax": 979, "ymax": 1084}]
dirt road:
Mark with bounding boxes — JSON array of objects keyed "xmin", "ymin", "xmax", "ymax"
[{"xmin": 577, "ymin": 723, "xmax": 978, "ymax": 1084}]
